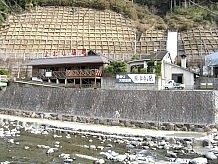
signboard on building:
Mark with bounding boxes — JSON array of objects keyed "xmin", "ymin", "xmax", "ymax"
[
  {"xmin": 45, "ymin": 72, "xmax": 52, "ymax": 77},
  {"xmin": 116, "ymin": 74, "xmax": 155, "ymax": 83},
  {"xmin": 44, "ymin": 48, "xmax": 87, "ymax": 58}
]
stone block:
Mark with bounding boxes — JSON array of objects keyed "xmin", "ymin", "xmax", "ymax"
[
  {"xmin": 110, "ymin": 120, "xmax": 120, "ymax": 126},
  {"xmin": 71, "ymin": 116, "xmax": 77, "ymax": 122}
]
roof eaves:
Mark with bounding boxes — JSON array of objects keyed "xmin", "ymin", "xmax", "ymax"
[{"xmin": 164, "ymin": 62, "xmax": 195, "ymax": 74}]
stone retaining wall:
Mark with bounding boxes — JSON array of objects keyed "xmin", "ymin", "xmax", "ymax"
[
  {"xmin": 0, "ymin": 83, "xmax": 218, "ymax": 132},
  {"xmin": 0, "ymin": 108, "xmax": 217, "ymax": 133}
]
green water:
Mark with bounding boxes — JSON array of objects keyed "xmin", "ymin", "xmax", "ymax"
[
  {"xmin": 0, "ymin": 124, "xmax": 127, "ymax": 164},
  {"xmin": 1, "ymin": 122, "xmax": 217, "ymax": 164}
]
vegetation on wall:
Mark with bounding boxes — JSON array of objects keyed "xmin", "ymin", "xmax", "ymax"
[
  {"xmin": 104, "ymin": 61, "xmax": 127, "ymax": 74},
  {"xmin": 147, "ymin": 59, "xmax": 161, "ymax": 76}
]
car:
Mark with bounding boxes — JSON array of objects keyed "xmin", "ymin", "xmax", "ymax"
[
  {"xmin": 164, "ymin": 80, "xmax": 185, "ymax": 90},
  {"xmin": 0, "ymin": 75, "xmax": 8, "ymax": 90}
]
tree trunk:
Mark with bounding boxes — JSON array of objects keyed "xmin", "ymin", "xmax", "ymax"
[
  {"xmin": 184, "ymin": 0, "xmax": 188, "ymax": 9},
  {"xmin": 170, "ymin": 0, "xmax": 173, "ymax": 12}
]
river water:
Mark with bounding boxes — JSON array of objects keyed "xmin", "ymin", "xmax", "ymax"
[
  {"xmin": 0, "ymin": 119, "xmax": 217, "ymax": 164},
  {"xmin": 0, "ymin": 121, "xmax": 153, "ymax": 164}
]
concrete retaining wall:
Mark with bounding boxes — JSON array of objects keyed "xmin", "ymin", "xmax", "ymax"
[{"xmin": 0, "ymin": 83, "xmax": 217, "ymax": 126}]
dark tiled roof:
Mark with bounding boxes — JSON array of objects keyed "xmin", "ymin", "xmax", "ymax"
[
  {"xmin": 141, "ymin": 51, "xmax": 168, "ymax": 60},
  {"xmin": 26, "ymin": 55, "xmax": 110, "ymax": 66}
]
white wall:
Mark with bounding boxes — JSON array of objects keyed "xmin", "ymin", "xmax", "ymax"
[
  {"xmin": 162, "ymin": 52, "xmax": 172, "ymax": 63},
  {"xmin": 163, "ymin": 62, "xmax": 194, "ymax": 89},
  {"xmin": 167, "ymin": 31, "xmax": 178, "ymax": 63}
]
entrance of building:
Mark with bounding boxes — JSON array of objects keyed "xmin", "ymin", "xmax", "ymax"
[{"xmin": 172, "ymin": 74, "xmax": 183, "ymax": 83}]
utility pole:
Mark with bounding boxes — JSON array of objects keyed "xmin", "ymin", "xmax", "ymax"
[
  {"xmin": 134, "ymin": 29, "xmax": 137, "ymax": 55},
  {"xmin": 200, "ymin": 40, "xmax": 203, "ymax": 76}
]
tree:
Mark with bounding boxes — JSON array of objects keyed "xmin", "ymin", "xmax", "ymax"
[
  {"xmin": 147, "ymin": 59, "xmax": 155, "ymax": 73},
  {"xmin": 147, "ymin": 59, "xmax": 161, "ymax": 75},
  {"xmin": 104, "ymin": 61, "xmax": 127, "ymax": 74}
]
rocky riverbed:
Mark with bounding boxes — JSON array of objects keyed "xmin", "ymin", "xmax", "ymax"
[{"xmin": 0, "ymin": 117, "xmax": 218, "ymax": 164}]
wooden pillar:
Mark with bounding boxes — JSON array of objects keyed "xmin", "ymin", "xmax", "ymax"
[
  {"xmin": 94, "ymin": 73, "xmax": 97, "ymax": 88},
  {"xmin": 25, "ymin": 66, "xmax": 28, "ymax": 79},
  {"xmin": 56, "ymin": 79, "xmax": 59, "ymax": 84},
  {"xmin": 65, "ymin": 69, "xmax": 67, "ymax": 85},
  {"xmin": 80, "ymin": 77, "xmax": 82, "ymax": 88},
  {"xmin": 79, "ymin": 69, "xmax": 82, "ymax": 88}
]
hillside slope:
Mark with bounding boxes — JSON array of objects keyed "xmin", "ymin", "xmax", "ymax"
[{"xmin": 0, "ymin": 1, "xmax": 217, "ymax": 77}]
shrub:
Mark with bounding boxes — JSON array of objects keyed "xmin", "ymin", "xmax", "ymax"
[
  {"xmin": 131, "ymin": 54, "xmax": 140, "ymax": 60},
  {"xmin": 111, "ymin": 0, "xmax": 125, "ymax": 14},
  {"xmin": 92, "ymin": 0, "xmax": 110, "ymax": 10},
  {"xmin": 178, "ymin": 22, "xmax": 192, "ymax": 31},
  {"xmin": 0, "ymin": 69, "xmax": 9, "ymax": 75},
  {"xmin": 155, "ymin": 24, "xmax": 166, "ymax": 30},
  {"xmin": 147, "ymin": 59, "xmax": 154, "ymax": 73},
  {"xmin": 123, "ymin": 3, "xmax": 137, "ymax": 20},
  {"xmin": 140, "ymin": 68, "xmax": 147, "ymax": 73},
  {"xmin": 104, "ymin": 65, "xmax": 113, "ymax": 73},
  {"xmin": 132, "ymin": 67, "xmax": 138, "ymax": 73},
  {"xmin": 104, "ymin": 61, "xmax": 127, "ymax": 74},
  {"xmin": 156, "ymin": 61, "xmax": 162, "ymax": 76}
]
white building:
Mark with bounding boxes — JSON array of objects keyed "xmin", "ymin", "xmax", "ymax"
[
  {"xmin": 128, "ymin": 51, "xmax": 195, "ymax": 90},
  {"xmin": 204, "ymin": 51, "xmax": 218, "ymax": 77}
]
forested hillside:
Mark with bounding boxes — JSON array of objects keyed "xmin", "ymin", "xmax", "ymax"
[{"xmin": 0, "ymin": 0, "xmax": 217, "ymax": 31}]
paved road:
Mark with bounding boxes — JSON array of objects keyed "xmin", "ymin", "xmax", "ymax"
[{"xmin": 0, "ymin": 114, "xmax": 207, "ymax": 139}]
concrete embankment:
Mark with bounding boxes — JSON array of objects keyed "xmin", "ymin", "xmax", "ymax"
[
  {"xmin": 0, "ymin": 83, "xmax": 217, "ymax": 132},
  {"xmin": 0, "ymin": 114, "xmax": 207, "ymax": 139}
]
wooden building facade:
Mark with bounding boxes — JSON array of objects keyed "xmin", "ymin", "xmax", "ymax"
[{"xmin": 26, "ymin": 51, "xmax": 110, "ymax": 88}]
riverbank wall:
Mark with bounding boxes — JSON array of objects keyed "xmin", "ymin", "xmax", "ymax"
[{"xmin": 0, "ymin": 83, "xmax": 217, "ymax": 132}]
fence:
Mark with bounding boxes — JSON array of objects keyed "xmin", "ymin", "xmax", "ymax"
[
  {"xmin": 0, "ymin": 52, "xmax": 136, "ymax": 61},
  {"xmin": 195, "ymin": 77, "xmax": 218, "ymax": 90}
]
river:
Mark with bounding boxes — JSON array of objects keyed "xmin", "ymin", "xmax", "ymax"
[{"xmin": 0, "ymin": 115, "xmax": 217, "ymax": 164}]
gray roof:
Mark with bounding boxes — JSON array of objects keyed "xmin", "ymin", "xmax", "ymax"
[
  {"xmin": 140, "ymin": 51, "xmax": 168, "ymax": 60},
  {"xmin": 26, "ymin": 55, "xmax": 110, "ymax": 66},
  {"xmin": 128, "ymin": 51, "xmax": 169, "ymax": 64}
]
